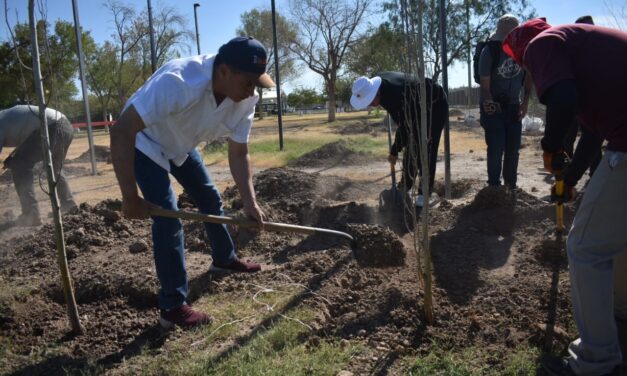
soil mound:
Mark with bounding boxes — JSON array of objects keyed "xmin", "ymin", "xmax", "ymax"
[
  {"xmin": 290, "ymin": 141, "xmax": 374, "ymax": 167},
  {"xmin": 348, "ymin": 224, "xmax": 406, "ymax": 267},
  {"xmin": 433, "ymin": 178, "xmax": 479, "ymax": 199},
  {"xmin": 70, "ymin": 145, "xmax": 111, "ymax": 163},
  {"xmin": 332, "ymin": 120, "xmax": 386, "ymax": 135}
]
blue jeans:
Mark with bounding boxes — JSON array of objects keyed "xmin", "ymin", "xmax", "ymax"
[
  {"xmin": 135, "ymin": 148, "xmax": 236, "ymax": 310},
  {"xmin": 480, "ymin": 103, "xmax": 522, "ymax": 188}
]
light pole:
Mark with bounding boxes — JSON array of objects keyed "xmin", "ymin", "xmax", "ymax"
[
  {"xmin": 147, "ymin": 0, "xmax": 157, "ymax": 72},
  {"xmin": 271, "ymin": 0, "xmax": 284, "ymax": 151},
  {"xmin": 71, "ymin": 0, "xmax": 97, "ymax": 175},
  {"xmin": 193, "ymin": 3, "xmax": 201, "ymax": 55}
]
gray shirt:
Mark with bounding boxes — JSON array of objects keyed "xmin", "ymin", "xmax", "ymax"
[
  {"xmin": 479, "ymin": 43, "xmax": 524, "ymax": 104},
  {"xmin": 0, "ymin": 105, "xmax": 67, "ymax": 154}
]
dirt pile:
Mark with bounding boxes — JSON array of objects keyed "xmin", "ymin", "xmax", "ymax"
[
  {"xmin": 70, "ymin": 145, "xmax": 112, "ymax": 163},
  {"xmin": 332, "ymin": 120, "xmax": 386, "ymax": 135},
  {"xmin": 290, "ymin": 141, "xmax": 374, "ymax": 168},
  {"xmin": 348, "ymin": 224, "xmax": 406, "ymax": 267}
]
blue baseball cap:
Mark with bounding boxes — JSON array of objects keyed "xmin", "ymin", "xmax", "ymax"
[{"xmin": 218, "ymin": 36, "xmax": 275, "ymax": 88}]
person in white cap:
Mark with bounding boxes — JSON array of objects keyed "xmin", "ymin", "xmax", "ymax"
[{"xmin": 351, "ymin": 72, "xmax": 448, "ymax": 207}]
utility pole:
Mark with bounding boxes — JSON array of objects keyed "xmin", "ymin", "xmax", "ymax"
[
  {"xmin": 271, "ymin": 0, "xmax": 284, "ymax": 151},
  {"xmin": 466, "ymin": 1, "xmax": 472, "ymax": 109},
  {"xmin": 193, "ymin": 3, "xmax": 201, "ymax": 55},
  {"xmin": 439, "ymin": 0, "xmax": 451, "ymax": 199},
  {"xmin": 71, "ymin": 0, "xmax": 97, "ymax": 176},
  {"xmin": 147, "ymin": 0, "xmax": 157, "ymax": 72}
]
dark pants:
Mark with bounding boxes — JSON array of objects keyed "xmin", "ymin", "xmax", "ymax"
[
  {"xmin": 480, "ymin": 104, "xmax": 522, "ymax": 188},
  {"xmin": 6, "ymin": 118, "xmax": 75, "ymax": 218},
  {"xmin": 399, "ymin": 106, "xmax": 447, "ymax": 194},
  {"xmin": 134, "ymin": 148, "xmax": 236, "ymax": 310}
]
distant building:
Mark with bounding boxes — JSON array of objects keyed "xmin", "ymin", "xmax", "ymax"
[{"xmin": 257, "ymin": 88, "xmax": 287, "ymax": 114}]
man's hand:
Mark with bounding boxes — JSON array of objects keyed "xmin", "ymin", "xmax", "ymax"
[
  {"xmin": 388, "ymin": 153, "xmax": 398, "ymax": 165},
  {"xmin": 122, "ymin": 195, "xmax": 154, "ymax": 219},
  {"xmin": 543, "ymin": 150, "xmax": 569, "ymax": 174},
  {"xmin": 482, "ymin": 100, "xmax": 501, "ymax": 115},
  {"xmin": 243, "ymin": 202, "xmax": 266, "ymax": 226},
  {"xmin": 550, "ymin": 184, "xmax": 577, "ymax": 203}
]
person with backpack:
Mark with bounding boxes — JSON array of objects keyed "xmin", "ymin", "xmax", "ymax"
[
  {"xmin": 477, "ymin": 14, "xmax": 533, "ymax": 189},
  {"xmin": 503, "ymin": 18, "xmax": 627, "ymax": 375}
]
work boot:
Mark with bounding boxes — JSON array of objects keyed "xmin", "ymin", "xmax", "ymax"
[
  {"xmin": 15, "ymin": 213, "xmax": 42, "ymax": 227},
  {"xmin": 209, "ymin": 258, "xmax": 261, "ymax": 273},
  {"xmin": 159, "ymin": 304, "xmax": 213, "ymax": 329}
]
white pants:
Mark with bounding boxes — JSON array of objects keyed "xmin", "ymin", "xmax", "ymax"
[{"xmin": 566, "ymin": 151, "xmax": 627, "ymax": 375}]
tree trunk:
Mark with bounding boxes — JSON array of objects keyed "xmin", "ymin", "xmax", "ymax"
[
  {"xmin": 327, "ymin": 79, "xmax": 336, "ymax": 122},
  {"xmin": 257, "ymin": 88, "xmax": 264, "ymax": 119}
]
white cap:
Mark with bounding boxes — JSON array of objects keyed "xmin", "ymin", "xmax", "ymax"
[{"xmin": 350, "ymin": 76, "xmax": 382, "ymax": 110}]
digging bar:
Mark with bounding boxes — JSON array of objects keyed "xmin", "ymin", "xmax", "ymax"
[{"xmin": 150, "ymin": 207, "xmax": 354, "ymax": 244}]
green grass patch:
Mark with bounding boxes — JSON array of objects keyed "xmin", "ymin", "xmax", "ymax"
[
  {"xmin": 405, "ymin": 344, "xmax": 540, "ymax": 376},
  {"xmin": 202, "ymin": 134, "xmax": 389, "ymax": 167},
  {"xmin": 123, "ymin": 285, "xmax": 360, "ymax": 376},
  {"xmin": 198, "ymin": 309, "xmax": 360, "ymax": 376}
]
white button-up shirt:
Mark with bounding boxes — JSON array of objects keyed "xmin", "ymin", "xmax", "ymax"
[{"xmin": 126, "ymin": 54, "xmax": 258, "ymax": 171}]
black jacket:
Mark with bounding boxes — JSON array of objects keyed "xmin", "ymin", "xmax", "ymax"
[{"xmin": 377, "ymin": 71, "xmax": 448, "ymax": 155}]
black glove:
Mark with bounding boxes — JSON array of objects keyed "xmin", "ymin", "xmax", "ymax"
[{"xmin": 543, "ymin": 150, "xmax": 569, "ymax": 174}]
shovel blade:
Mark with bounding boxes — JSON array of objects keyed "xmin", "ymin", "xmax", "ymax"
[{"xmin": 379, "ymin": 187, "xmax": 405, "ymax": 210}]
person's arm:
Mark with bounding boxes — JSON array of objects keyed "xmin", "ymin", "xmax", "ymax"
[
  {"xmin": 519, "ymin": 72, "xmax": 533, "ymax": 120},
  {"xmin": 564, "ymin": 126, "xmax": 603, "ymax": 187},
  {"xmin": 110, "ymin": 105, "xmax": 153, "ymax": 219},
  {"xmin": 478, "ymin": 46, "xmax": 499, "ymax": 114},
  {"xmin": 540, "ymin": 79, "xmax": 578, "ymax": 153},
  {"xmin": 228, "ymin": 139, "xmax": 265, "ymax": 224}
]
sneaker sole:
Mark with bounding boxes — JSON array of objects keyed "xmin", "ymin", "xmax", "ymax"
[{"xmin": 208, "ymin": 264, "xmax": 234, "ymax": 274}]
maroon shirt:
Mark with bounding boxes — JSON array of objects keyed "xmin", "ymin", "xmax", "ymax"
[{"xmin": 524, "ymin": 24, "xmax": 627, "ymax": 152}]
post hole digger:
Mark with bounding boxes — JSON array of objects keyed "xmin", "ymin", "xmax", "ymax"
[{"xmin": 545, "ymin": 151, "xmax": 575, "ymax": 236}]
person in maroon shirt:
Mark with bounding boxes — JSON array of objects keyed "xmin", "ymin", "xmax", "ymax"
[{"xmin": 504, "ymin": 18, "xmax": 627, "ymax": 375}]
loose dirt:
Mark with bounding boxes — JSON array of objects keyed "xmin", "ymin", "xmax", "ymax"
[
  {"xmin": 69, "ymin": 145, "xmax": 112, "ymax": 164},
  {"xmin": 2, "ymin": 119, "xmax": 624, "ymax": 375},
  {"xmin": 290, "ymin": 140, "xmax": 375, "ymax": 168},
  {"xmin": 0, "ymin": 164, "xmax": 590, "ymax": 375}
]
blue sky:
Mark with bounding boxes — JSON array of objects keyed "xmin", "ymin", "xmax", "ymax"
[{"xmin": 1, "ymin": 0, "xmax": 625, "ymax": 90}]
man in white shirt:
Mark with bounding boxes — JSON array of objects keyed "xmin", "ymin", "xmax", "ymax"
[
  {"xmin": 110, "ymin": 37, "xmax": 274, "ymax": 329},
  {"xmin": 0, "ymin": 105, "xmax": 77, "ymax": 226}
]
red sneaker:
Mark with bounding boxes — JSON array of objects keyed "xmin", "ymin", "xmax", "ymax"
[
  {"xmin": 209, "ymin": 258, "xmax": 261, "ymax": 273},
  {"xmin": 159, "ymin": 304, "xmax": 213, "ymax": 329}
]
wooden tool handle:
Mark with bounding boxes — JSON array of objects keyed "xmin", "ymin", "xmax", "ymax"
[{"xmin": 149, "ymin": 207, "xmax": 354, "ymax": 243}]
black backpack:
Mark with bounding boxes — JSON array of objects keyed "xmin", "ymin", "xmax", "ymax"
[{"xmin": 472, "ymin": 40, "xmax": 502, "ymax": 84}]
